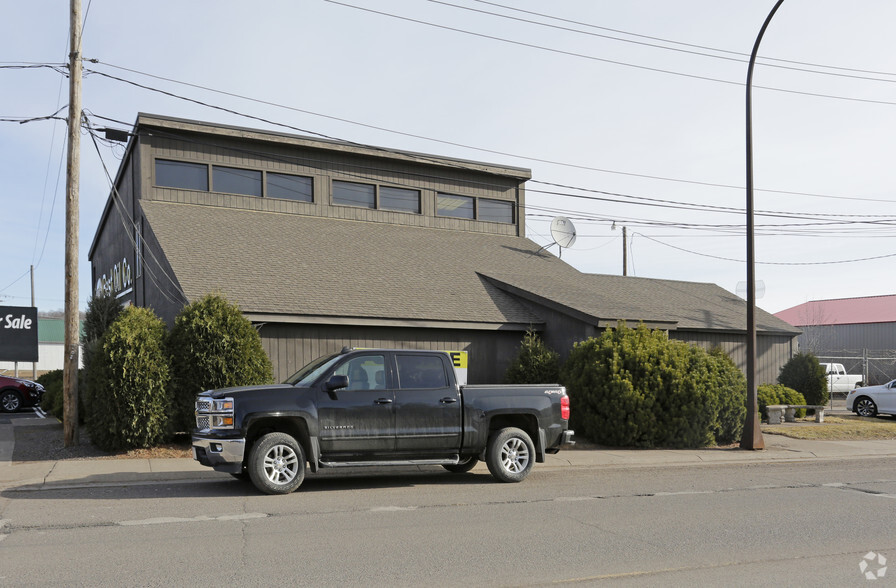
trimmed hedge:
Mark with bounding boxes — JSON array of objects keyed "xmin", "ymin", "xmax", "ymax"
[
  {"xmin": 86, "ymin": 306, "xmax": 171, "ymax": 451},
  {"xmin": 561, "ymin": 323, "xmax": 745, "ymax": 448},
  {"xmin": 167, "ymin": 294, "xmax": 273, "ymax": 433},
  {"xmin": 758, "ymin": 384, "xmax": 806, "ymax": 421},
  {"xmin": 505, "ymin": 329, "xmax": 560, "ymax": 384}
]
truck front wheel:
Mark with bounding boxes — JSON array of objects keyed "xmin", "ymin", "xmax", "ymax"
[
  {"xmin": 248, "ymin": 432, "xmax": 306, "ymax": 494},
  {"xmin": 486, "ymin": 427, "xmax": 534, "ymax": 483}
]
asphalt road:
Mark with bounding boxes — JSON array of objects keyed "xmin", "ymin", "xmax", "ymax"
[{"xmin": 1, "ymin": 456, "xmax": 894, "ymax": 586}]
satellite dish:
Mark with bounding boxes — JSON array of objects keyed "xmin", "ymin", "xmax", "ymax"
[
  {"xmin": 550, "ymin": 217, "xmax": 577, "ymax": 249},
  {"xmin": 736, "ymin": 280, "xmax": 765, "ymax": 299}
]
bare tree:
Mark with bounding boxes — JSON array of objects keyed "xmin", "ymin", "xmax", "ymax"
[{"xmin": 796, "ymin": 301, "xmax": 831, "ymax": 355}]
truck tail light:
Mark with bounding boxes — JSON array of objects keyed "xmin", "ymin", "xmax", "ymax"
[{"xmin": 561, "ymin": 395, "xmax": 570, "ymax": 420}]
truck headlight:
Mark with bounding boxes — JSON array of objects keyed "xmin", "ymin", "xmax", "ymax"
[
  {"xmin": 211, "ymin": 415, "xmax": 234, "ymax": 428},
  {"xmin": 196, "ymin": 396, "xmax": 235, "ymax": 430},
  {"xmin": 212, "ymin": 399, "xmax": 233, "ymax": 412}
]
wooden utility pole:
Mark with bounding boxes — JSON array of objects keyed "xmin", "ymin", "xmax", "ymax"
[{"xmin": 63, "ymin": 0, "xmax": 82, "ymax": 446}]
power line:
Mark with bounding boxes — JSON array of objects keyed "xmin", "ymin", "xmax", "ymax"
[
  {"xmin": 468, "ymin": 0, "xmax": 896, "ymax": 78},
  {"xmin": 85, "ymin": 60, "xmax": 893, "ymax": 203},
  {"xmin": 637, "ymin": 232, "xmax": 896, "ymax": 266},
  {"xmin": 96, "ymin": 109, "xmax": 896, "ymax": 232},
  {"xmin": 84, "ymin": 120, "xmax": 188, "ymax": 305},
  {"xmin": 324, "ymin": 0, "xmax": 896, "ymax": 107},
  {"xmin": 429, "ymin": 0, "xmax": 896, "ymax": 84}
]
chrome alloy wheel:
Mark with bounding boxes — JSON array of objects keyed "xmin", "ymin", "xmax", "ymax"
[
  {"xmin": 262, "ymin": 443, "xmax": 300, "ymax": 485},
  {"xmin": 500, "ymin": 436, "xmax": 530, "ymax": 473},
  {"xmin": 0, "ymin": 392, "xmax": 21, "ymax": 412}
]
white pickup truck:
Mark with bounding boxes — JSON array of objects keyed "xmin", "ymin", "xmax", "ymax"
[{"xmin": 821, "ymin": 363, "xmax": 864, "ymax": 394}]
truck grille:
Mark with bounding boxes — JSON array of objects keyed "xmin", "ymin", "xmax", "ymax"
[{"xmin": 194, "ymin": 396, "xmax": 234, "ymax": 430}]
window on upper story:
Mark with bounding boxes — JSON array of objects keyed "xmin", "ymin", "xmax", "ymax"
[
  {"xmin": 268, "ymin": 173, "xmax": 313, "ymax": 202},
  {"xmin": 437, "ymin": 193, "xmax": 474, "ymax": 219},
  {"xmin": 380, "ymin": 186, "xmax": 421, "ymax": 213},
  {"xmin": 213, "ymin": 166, "xmax": 262, "ymax": 197},
  {"xmin": 333, "ymin": 180, "xmax": 375, "ymax": 209},
  {"xmin": 478, "ymin": 198, "xmax": 514, "ymax": 224},
  {"xmin": 155, "ymin": 159, "xmax": 208, "ymax": 191}
]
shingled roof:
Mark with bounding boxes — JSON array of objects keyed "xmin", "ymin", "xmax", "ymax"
[
  {"xmin": 481, "ymin": 273, "xmax": 797, "ymax": 334},
  {"xmin": 141, "ymin": 200, "xmax": 798, "ymax": 334}
]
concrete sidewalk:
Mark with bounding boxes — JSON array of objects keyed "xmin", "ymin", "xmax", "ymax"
[{"xmin": 2, "ymin": 417, "xmax": 896, "ymax": 493}]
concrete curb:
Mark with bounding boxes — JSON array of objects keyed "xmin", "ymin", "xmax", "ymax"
[{"xmin": 2, "ymin": 414, "xmax": 896, "ymax": 492}]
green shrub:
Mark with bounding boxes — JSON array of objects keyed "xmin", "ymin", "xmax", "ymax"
[
  {"xmin": 36, "ymin": 369, "xmax": 86, "ymax": 422},
  {"xmin": 778, "ymin": 353, "xmax": 827, "ymax": 406},
  {"xmin": 81, "ymin": 291, "xmax": 124, "ymax": 427},
  {"xmin": 758, "ymin": 384, "xmax": 806, "ymax": 421},
  {"xmin": 86, "ymin": 306, "xmax": 171, "ymax": 451},
  {"xmin": 706, "ymin": 347, "xmax": 747, "ymax": 445},
  {"xmin": 505, "ymin": 329, "xmax": 560, "ymax": 384},
  {"xmin": 168, "ymin": 294, "xmax": 273, "ymax": 433},
  {"xmin": 36, "ymin": 369, "xmax": 64, "ymax": 418},
  {"xmin": 560, "ymin": 323, "xmax": 745, "ymax": 448}
]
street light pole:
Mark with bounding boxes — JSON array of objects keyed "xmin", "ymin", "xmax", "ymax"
[{"xmin": 741, "ymin": 0, "xmax": 785, "ymax": 450}]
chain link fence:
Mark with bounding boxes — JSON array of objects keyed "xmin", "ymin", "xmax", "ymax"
[{"xmin": 817, "ymin": 351, "xmax": 896, "ymax": 407}]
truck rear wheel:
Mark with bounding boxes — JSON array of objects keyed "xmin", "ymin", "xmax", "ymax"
[
  {"xmin": 486, "ymin": 427, "xmax": 534, "ymax": 483},
  {"xmin": 248, "ymin": 432, "xmax": 306, "ymax": 494}
]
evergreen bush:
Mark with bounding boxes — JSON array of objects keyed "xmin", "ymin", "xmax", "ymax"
[
  {"xmin": 36, "ymin": 369, "xmax": 64, "ymax": 418},
  {"xmin": 168, "ymin": 294, "xmax": 273, "ymax": 433},
  {"xmin": 36, "ymin": 369, "xmax": 87, "ymax": 422},
  {"xmin": 778, "ymin": 353, "xmax": 827, "ymax": 406},
  {"xmin": 560, "ymin": 323, "xmax": 745, "ymax": 448},
  {"xmin": 706, "ymin": 347, "xmax": 747, "ymax": 445},
  {"xmin": 81, "ymin": 291, "xmax": 124, "ymax": 427},
  {"xmin": 504, "ymin": 329, "xmax": 560, "ymax": 384},
  {"xmin": 758, "ymin": 384, "xmax": 806, "ymax": 420},
  {"xmin": 86, "ymin": 306, "xmax": 171, "ymax": 451}
]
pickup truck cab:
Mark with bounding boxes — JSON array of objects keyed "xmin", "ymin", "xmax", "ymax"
[
  {"xmin": 821, "ymin": 362, "xmax": 864, "ymax": 395},
  {"xmin": 192, "ymin": 348, "xmax": 574, "ymax": 494}
]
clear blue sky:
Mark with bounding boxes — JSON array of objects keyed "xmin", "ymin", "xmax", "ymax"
[{"xmin": 2, "ymin": 0, "xmax": 895, "ymax": 315}]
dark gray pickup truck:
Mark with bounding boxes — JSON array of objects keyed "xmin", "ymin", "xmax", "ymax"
[{"xmin": 192, "ymin": 348, "xmax": 574, "ymax": 494}]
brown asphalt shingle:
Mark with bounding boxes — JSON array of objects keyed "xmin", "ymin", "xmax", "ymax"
[{"xmin": 141, "ymin": 200, "xmax": 798, "ymax": 334}]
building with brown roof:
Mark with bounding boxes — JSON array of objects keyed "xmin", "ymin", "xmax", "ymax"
[{"xmin": 89, "ymin": 114, "xmax": 799, "ymax": 383}]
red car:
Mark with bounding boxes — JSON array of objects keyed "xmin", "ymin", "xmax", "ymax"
[{"xmin": 0, "ymin": 374, "xmax": 45, "ymax": 412}]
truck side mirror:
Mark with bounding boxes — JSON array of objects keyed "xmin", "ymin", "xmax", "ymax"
[{"xmin": 326, "ymin": 375, "xmax": 349, "ymax": 391}]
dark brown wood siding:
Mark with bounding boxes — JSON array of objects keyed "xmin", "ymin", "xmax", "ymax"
[
  {"xmin": 670, "ymin": 330, "xmax": 795, "ymax": 385},
  {"xmin": 143, "ymin": 132, "xmax": 523, "ymax": 237},
  {"xmin": 260, "ymin": 323, "xmax": 526, "ymax": 384}
]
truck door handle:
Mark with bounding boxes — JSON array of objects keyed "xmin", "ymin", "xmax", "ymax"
[
  {"xmin": 440, "ymin": 397, "xmax": 458, "ymax": 404},
  {"xmin": 375, "ymin": 398, "xmax": 393, "ymax": 404}
]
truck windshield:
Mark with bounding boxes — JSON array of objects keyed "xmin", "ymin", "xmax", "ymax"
[{"xmin": 284, "ymin": 353, "xmax": 343, "ymax": 386}]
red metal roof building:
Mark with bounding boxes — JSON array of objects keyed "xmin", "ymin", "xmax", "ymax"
[
  {"xmin": 775, "ymin": 295, "xmax": 896, "ymax": 385},
  {"xmin": 775, "ymin": 295, "xmax": 896, "ymax": 327}
]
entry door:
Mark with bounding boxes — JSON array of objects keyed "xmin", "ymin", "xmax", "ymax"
[
  {"xmin": 316, "ymin": 354, "xmax": 395, "ymax": 455},
  {"xmin": 393, "ymin": 353, "xmax": 462, "ymax": 452}
]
